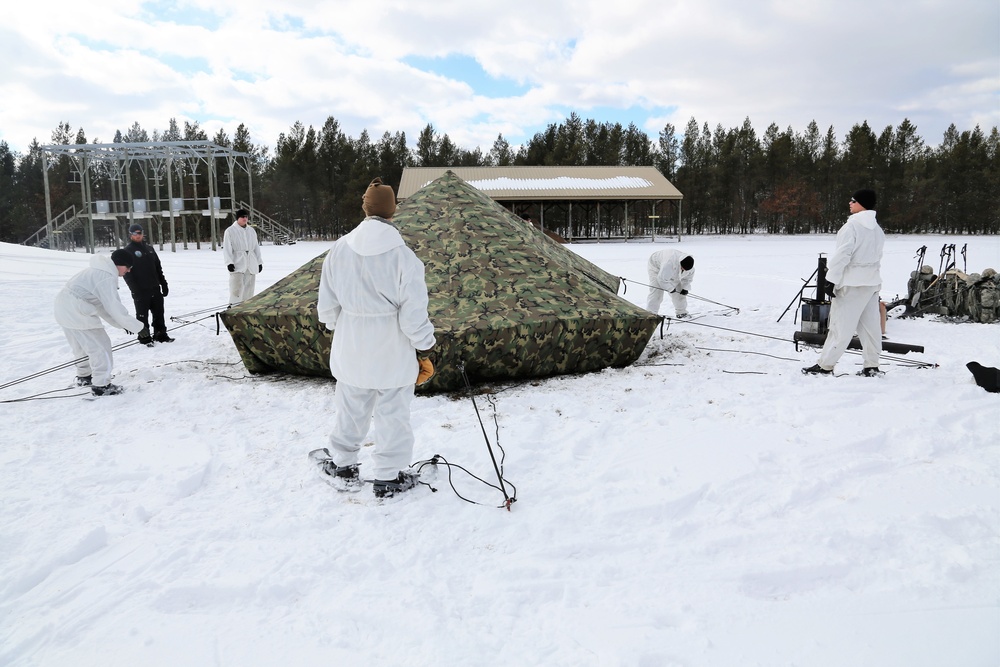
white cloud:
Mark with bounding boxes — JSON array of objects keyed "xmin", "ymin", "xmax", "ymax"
[{"xmin": 1, "ymin": 0, "xmax": 996, "ymax": 154}]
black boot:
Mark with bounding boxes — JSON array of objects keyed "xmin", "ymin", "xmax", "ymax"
[
  {"xmin": 91, "ymin": 383, "xmax": 124, "ymax": 396},
  {"xmin": 309, "ymin": 448, "xmax": 362, "ymax": 490},
  {"xmin": 153, "ymin": 331, "xmax": 175, "ymax": 343},
  {"xmin": 137, "ymin": 327, "xmax": 153, "ymax": 346},
  {"xmin": 373, "ymin": 471, "xmax": 419, "ymax": 498},
  {"xmin": 76, "ymin": 375, "xmax": 92, "ymax": 386}
]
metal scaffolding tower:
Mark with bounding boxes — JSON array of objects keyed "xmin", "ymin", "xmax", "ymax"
[{"xmin": 33, "ymin": 141, "xmax": 254, "ymax": 253}]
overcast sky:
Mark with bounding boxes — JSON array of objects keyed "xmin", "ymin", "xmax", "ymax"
[{"xmin": 2, "ymin": 0, "xmax": 997, "ymax": 156}]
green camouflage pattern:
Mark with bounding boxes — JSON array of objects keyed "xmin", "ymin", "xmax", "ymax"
[
  {"xmin": 221, "ymin": 253, "xmax": 332, "ymax": 376},
  {"xmin": 221, "ymin": 170, "xmax": 661, "ymax": 392},
  {"xmin": 900, "ymin": 264, "xmax": 1000, "ymax": 323}
]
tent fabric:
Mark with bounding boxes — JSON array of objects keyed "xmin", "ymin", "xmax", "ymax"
[{"xmin": 220, "ymin": 171, "xmax": 661, "ymax": 392}]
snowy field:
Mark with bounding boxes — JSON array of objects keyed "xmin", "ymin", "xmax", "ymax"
[{"xmin": 1, "ymin": 233, "xmax": 998, "ymax": 667}]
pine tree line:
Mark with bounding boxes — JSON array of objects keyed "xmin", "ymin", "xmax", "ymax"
[{"xmin": 0, "ymin": 113, "xmax": 997, "ymax": 244}]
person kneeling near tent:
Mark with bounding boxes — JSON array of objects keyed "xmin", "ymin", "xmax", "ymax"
[
  {"xmin": 313, "ymin": 177, "xmax": 437, "ymax": 498},
  {"xmin": 54, "ymin": 249, "xmax": 145, "ymax": 396},
  {"xmin": 646, "ymin": 249, "xmax": 695, "ymax": 318}
]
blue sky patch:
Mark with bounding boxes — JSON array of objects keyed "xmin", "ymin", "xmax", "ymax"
[
  {"xmin": 403, "ymin": 54, "xmax": 529, "ymax": 98},
  {"xmin": 153, "ymin": 52, "xmax": 212, "ymax": 77},
  {"xmin": 140, "ymin": 1, "xmax": 222, "ymax": 30}
]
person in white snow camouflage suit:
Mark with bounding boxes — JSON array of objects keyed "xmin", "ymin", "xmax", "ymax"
[
  {"xmin": 803, "ymin": 189, "xmax": 885, "ymax": 377},
  {"xmin": 54, "ymin": 250, "xmax": 145, "ymax": 396},
  {"xmin": 314, "ymin": 178, "xmax": 437, "ymax": 498},
  {"xmin": 646, "ymin": 249, "xmax": 695, "ymax": 317},
  {"xmin": 223, "ymin": 209, "xmax": 263, "ymax": 305}
]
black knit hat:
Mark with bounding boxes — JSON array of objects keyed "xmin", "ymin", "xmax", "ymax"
[
  {"xmin": 680, "ymin": 255, "xmax": 694, "ymax": 270},
  {"xmin": 111, "ymin": 249, "xmax": 134, "ymax": 268},
  {"xmin": 129, "ymin": 223, "xmax": 143, "ymax": 234},
  {"xmin": 852, "ymin": 189, "xmax": 877, "ymax": 210}
]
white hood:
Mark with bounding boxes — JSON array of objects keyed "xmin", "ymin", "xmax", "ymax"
[
  {"xmin": 54, "ymin": 254, "xmax": 144, "ymax": 332},
  {"xmin": 89, "ymin": 253, "xmax": 119, "ymax": 277},
  {"xmin": 344, "ymin": 217, "xmax": 405, "ymax": 256},
  {"xmin": 852, "ymin": 209, "xmax": 879, "ymax": 229}
]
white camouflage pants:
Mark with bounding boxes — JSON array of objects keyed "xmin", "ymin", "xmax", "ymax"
[
  {"xmin": 229, "ymin": 271, "xmax": 256, "ymax": 305},
  {"xmin": 646, "ymin": 265, "xmax": 688, "ymax": 316},
  {"xmin": 818, "ymin": 285, "xmax": 882, "ymax": 370},
  {"xmin": 328, "ymin": 382, "xmax": 416, "ymax": 481},
  {"xmin": 62, "ymin": 327, "xmax": 114, "ymax": 386}
]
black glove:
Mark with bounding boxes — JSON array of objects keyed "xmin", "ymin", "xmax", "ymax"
[
  {"xmin": 825, "ymin": 280, "xmax": 836, "ymax": 298},
  {"xmin": 258, "ymin": 264, "xmax": 262, "ymax": 272},
  {"xmin": 227, "ymin": 264, "xmax": 235, "ymax": 272},
  {"xmin": 680, "ymin": 289, "xmax": 688, "ymax": 295},
  {"xmin": 161, "ymin": 283, "xmax": 169, "ymax": 297}
]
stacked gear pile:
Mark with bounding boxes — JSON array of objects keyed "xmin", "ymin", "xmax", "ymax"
[
  {"xmin": 220, "ymin": 171, "xmax": 661, "ymax": 392},
  {"xmin": 903, "ymin": 265, "xmax": 1000, "ymax": 323}
]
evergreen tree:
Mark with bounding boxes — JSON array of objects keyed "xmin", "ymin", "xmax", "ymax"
[
  {"xmin": 124, "ymin": 122, "xmax": 150, "ymax": 143},
  {"xmin": 414, "ymin": 124, "xmax": 440, "ymax": 166},
  {"xmin": 0, "ymin": 141, "xmax": 21, "ymax": 242},
  {"xmin": 162, "ymin": 118, "xmax": 182, "ymax": 142},
  {"xmin": 488, "ymin": 134, "xmax": 514, "ymax": 166},
  {"xmin": 656, "ymin": 123, "xmax": 679, "ymax": 179}
]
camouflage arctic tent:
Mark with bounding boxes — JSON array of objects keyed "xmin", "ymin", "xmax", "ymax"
[{"xmin": 220, "ymin": 171, "xmax": 661, "ymax": 392}]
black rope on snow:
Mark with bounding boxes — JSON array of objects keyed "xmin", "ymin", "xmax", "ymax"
[
  {"xmin": 694, "ymin": 346, "xmax": 801, "ymax": 362},
  {"xmin": 665, "ymin": 318, "xmax": 796, "ymax": 344},
  {"xmin": 169, "ymin": 312, "xmax": 221, "ymax": 328},
  {"xmin": 170, "ymin": 303, "xmax": 231, "ymax": 321},
  {"xmin": 620, "ymin": 277, "xmax": 740, "ymax": 313},
  {"xmin": 652, "ymin": 318, "xmax": 937, "ymax": 369},
  {"xmin": 0, "ymin": 387, "xmax": 92, "ymax": 404},
  {"xmin": 450, "ymin": 360, "xmax": 517, "ymax": 510},
  {"xmin": 411, "ymin": 454, "xmax": 519, "ymax": 508},
  {"xmin": 0, "ymin": 314, "xmax": 226, "ymax": 393}
]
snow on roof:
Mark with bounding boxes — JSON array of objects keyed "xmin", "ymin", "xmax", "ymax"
[
  {"xmin": 466, "ymin": 176, "xmax": 654, "ymax": 191},
  {"xmin": 398, "ymin": 166, "xmax": 683, "ymax": 200}
]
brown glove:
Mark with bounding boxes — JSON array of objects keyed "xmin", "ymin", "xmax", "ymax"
[{"xmin": 416, "ymin": 357, "xmax": 435, "ymax": 385}]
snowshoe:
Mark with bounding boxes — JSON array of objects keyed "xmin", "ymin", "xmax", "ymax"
[
  {"xmin": 802, "ymin": 364, "xmax": 832, "ymax": 375},
  {"xmin": 856, "ymin": 367, "xmax": 884, "ymax": 377},
  {"xmin": 373, "ymin": 471, "xmax": 419, "ymax": 498},
  {"xmin": 308, "ymin": 448, "xmax": 362, "ymax": 492},
  {"xmin": 91, "ymin": 383, "xmax": 124, "ymax": 396}
]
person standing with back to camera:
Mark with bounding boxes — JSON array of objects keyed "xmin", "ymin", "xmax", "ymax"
[
  {"xmin": 311, "ymin": 177, "xmax": 437, "ymax": 499},
  {"xmin": 223, "ymin": 209, "xmax": 262, "ymax": 305}
]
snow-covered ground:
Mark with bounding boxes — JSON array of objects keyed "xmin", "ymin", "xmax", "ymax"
[{"xmin": 1, "ymin": 233, "xmax": 997, "ymax": 667}]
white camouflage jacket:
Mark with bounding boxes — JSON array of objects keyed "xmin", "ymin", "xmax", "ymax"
[
  {"xmin": 54, "ymin": 255, "xmax": 145, "ymax": 332},
  {"xmin": 317, "ymin": 217, "xmax": 436, "ymax": 389}
]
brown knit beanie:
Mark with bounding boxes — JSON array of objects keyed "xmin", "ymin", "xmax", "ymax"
[{"xmin": 362, "ymin": 177, "xmax": 396, "ymax": 218}]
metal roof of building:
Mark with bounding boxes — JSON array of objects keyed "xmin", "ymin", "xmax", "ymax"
[{"xmin": 398, "ymin": 166, "xmax": 683, "ymax": 201}]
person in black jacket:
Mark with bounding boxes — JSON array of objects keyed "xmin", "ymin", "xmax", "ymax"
[{"xmin": 123, "ymin": 224, "xmax": 174, "ymax": 344}]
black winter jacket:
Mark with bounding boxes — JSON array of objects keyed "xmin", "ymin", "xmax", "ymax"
[{"xmin": 123, "ymin": 240, "xmax": 168, "ymax": 295}]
